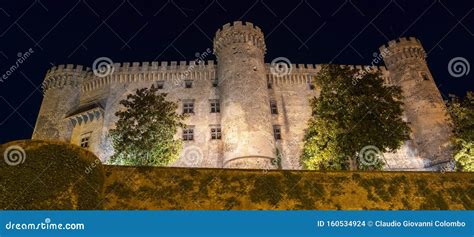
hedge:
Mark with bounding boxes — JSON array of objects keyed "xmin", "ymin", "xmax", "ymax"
[
  {"xmin": 0, "ymin": 140, "xmax": 105, "ymax": 210},
  {"xmin": 103, "ymin": 166, "xmax": 473, "ymax": 210}
]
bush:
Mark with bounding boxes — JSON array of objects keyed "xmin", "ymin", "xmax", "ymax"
[{"xmin": 0, "ymin": 140, "xmax": 105, "ymax": 210}]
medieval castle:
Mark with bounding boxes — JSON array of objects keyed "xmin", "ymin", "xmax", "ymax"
[{"xmin": 32, "ymin": 21, "xmax": 453, "ymax": 171}]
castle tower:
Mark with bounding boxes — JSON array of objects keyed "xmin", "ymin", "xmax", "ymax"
[
  {"xmin": 32, "ymin": 65, "xmax": 84, "ymax": 142},
  {"xmin": 380, "ymin": 37, "xmax": 453, "ymax": 170},
  {"xmin": 213, "ymin": 21, "xmax": 276, "ymax": 169}
]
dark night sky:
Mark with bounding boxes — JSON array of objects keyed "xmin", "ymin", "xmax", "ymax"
[{"xmin": 0, "ymin": 0, "xmax": 472, "ymax": 143}]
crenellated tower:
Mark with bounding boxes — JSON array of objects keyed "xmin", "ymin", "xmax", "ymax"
[
  {"xmin": 32, "ymin": 65, "xmax": 87, "ymax": 142},
  {"xmin": 214, "ymin": 21, "xmax": 276, "ymax": 169},
  {"xmin": 380, "ymin": 37, "xmax": 453, "ymax": 170}
]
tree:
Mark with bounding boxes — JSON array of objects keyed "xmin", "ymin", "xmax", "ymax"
[
  {"xmin": 447, "ymin": 91, "xmax": 474, "ymax": 171},
  {"xmin": 108, "ymin": 85, "xmax": 185, "ymax": 166},
  {"xmin": 301, "ymin": 65, "xmax": 410, "ymax": 170}
]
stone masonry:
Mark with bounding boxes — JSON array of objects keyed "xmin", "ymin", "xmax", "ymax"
[{"xmin": 32, "ymin": 21, "xmax": 453, "ymax": 171}]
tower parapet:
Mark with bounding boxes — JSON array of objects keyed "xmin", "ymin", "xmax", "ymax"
[
  {"xmin": 379, "ymin": 37, "xmax": 426, "ymax": 69},
  {"xmin": 42, "ymin": 64, "xmax": 90, "ymax": 93},
  {"xmin": 380, "ymin": 37, "xmax": 453, "ymax": 170},
  {"xmin": 213, "ymin": 21, "xmax": 266, "ymax": 57}
]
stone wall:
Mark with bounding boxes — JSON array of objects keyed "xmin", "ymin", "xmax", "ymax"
[
  {"xmin": 35, "ymin": 62, "xmax": 393, "ymax": 169},
  {"xmin": 1, "ymin": 140, "xmax": 105, "ymax": 210},
  {"xmin": 215, "ymin": 21, "xmax": 276, "ymax": 169},
  {"xmin": 33, "ymin": 22, "xmax": 453, "ymax": 171},
  {"xmin": 32, "ymin": 66, "xmax": 82, "ymax": 142},
  {"xmin": 103, "ymin": 165, "xmax": 473, "ymax": 210},
  {"xmin": 381, "ymin": 37, "xmax": 453, "ymax": 169}
]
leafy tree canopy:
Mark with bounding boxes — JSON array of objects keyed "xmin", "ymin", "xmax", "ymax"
[
  {"xmin": 301, "ymin": 65, "xmax": 410, "ymax": 170},
  {"xmin": 108, "ymin": 85, "xmax": 185, "ymax": 166},
  {"xmin": 447, "ymin": 91, "xmax": 474, "ymax": 171}
]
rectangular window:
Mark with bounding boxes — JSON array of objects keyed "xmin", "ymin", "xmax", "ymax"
[
  {"xmin": 210, "ymin": 100, "xmax": 220, "ymax": 113},
  {"xmin": 270, "ymin": 100, "xmax": 278, "ymax": 114},
  {"xmin": 212, "ymin": 79, "xmax": 218, "ymax": 87},
  {"xmin": 210, "ymin": 126, "xmax": 221, "ymax": 140},
  {"xmin": 267, "ymin": 81, "xmax": 273, "ymax": 89},
  {"xmin": 80, "ymin": 132, "xmax": 91, "ymax": 148},
  {"xmin": 273, "ymin": 125, "xmax": 281, "ymax": 140},
  {"xmin": 182, "ymin": 127, "xmax": 194, "ymax": 141},
  {"xmin": 185, "ymin": 80, "xmax": 193, "ymax": 88},
  {"xmin": 156, "ymin": 81, "xmax": 164, "ymax": 89},
  {"xmin": 183, "ymin": 101, "xmax": 194, "ymax": 114}
]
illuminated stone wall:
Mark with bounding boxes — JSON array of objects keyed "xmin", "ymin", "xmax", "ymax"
[
  {"xmin": 32, "ymin": 22, "xmax": 453, "ymax": 170},
  {"xmin": 214, "ymin": 22, "xmax": 276, "ymax": 169},
  {"xmin": 381, "ymin": 38, "xmax": 453, "ymax": 170}
]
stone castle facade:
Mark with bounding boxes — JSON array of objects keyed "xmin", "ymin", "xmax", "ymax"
[{"xmin": 32, "ymin": 21, "xmax": 453, "ymax": 170}]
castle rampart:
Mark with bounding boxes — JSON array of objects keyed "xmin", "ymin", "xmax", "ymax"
[{"xmin": 32, "ymin": 23, "xmax": 453, "ymax": 171}]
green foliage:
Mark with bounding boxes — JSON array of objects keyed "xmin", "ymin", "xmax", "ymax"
[
  {"xmin": 301, "ymin": 65, "xmax": 410, "ymax": 170},
  {"xmin": 108, "ymin": 85, "xmax": 185, "ymax": 166},
  {"xmin": 447, "ymin": 91, "xmax": 474, "ymax": 171},
  {"xmin": 273, "ymin": 148, "xmax": 283, "ymax": 169},
  {"xmin": 454, "ymin": 141, "xmax": 474, "ymax": 171},
  {"xmin": 0, "ymin": 140, "xmax": 104, "ymax": 210}
]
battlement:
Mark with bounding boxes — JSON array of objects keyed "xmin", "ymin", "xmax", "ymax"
[
  {"xmin": 263, "ymin": 63, "xmax": 389, "ymax": 86},
  {"xmin": 42, "ymin": 60, "xmax": 218, "ymax": 93},
  {"xmin": 81, "ymin": 60, "xmax": 217, "ymax": 92},
  {"xmin": 263, "ymin": 63, "xmax": 388, "ymax": 74},
  {"xmin": 42, "ymin": 64, "xmax": 91, "ymax": 92},
  {"xmin": 217, "ymin": 21, "xmax": 263, "ymax": 35},
  {"xmin": 44, "ymin": 60, "xmax": 392, "ymax": 93},
  {"xmin": 380, "ymin": 37, "xmax": 424, "ymax": 52},
  {"xmin": 340, "ymin": 64, "xmax": 388, "ymax": 73},
  {"xmin": 264, "ymin": 63, "xmax": 321, "ymax": 71},
  {"xmin": 46, "ymin": 64, "xmax": 92, "ymax": 78},
  {"xmin": 379, "ymin": 37, "xmax": 426, "ymax": 64},
  {"xmin": 214, "ymin": 21, "xmax": 266, "ymax": 55},
  {"xmin": 48, "ymin": 60, "xmax": 216, "ymax": 75},
  {"xmin": 384, "ymin": 37, "xmax": 421, "ymax": 47},
  {"xmin": 111, "ymin": 60, "xmax": 216, "ymax": 72}
]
